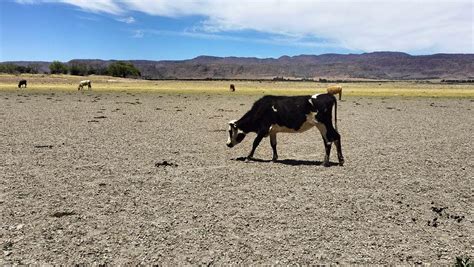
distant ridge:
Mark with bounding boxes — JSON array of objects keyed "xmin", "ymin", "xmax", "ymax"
[{"xmin": 3, "ymin": 52, "xmax": 473, "ymax": 80}]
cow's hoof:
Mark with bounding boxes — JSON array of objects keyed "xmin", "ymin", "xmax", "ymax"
[
  {"xmin": 338, "ymin": 158, "xmax": 345, "ymax": 166},
  {"xmin": 271, "ymin": 157, "xmax": 278, "ymax": 162},
  {"xmin": 323, "ymin": 161, "xmax": 330, "ymax": 167}
]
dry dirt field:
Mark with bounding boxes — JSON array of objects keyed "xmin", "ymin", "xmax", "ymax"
[{"xmin": 1, "ymin": 88, "xmax": 473, "ymax": 264}]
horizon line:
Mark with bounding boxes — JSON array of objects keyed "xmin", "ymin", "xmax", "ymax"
[{"xmin": 2, "ymin": 51, "xmax": 473, "ymax": 63}]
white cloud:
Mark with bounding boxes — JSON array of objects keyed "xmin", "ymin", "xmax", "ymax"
[
  {"xmin": 15, "ymin": 0, "xmax": 123, "ymax": 14},
  {"xmin": 117, "ymin": 16, "xmax": 135, "ymax": 24},
  {"xmin": 15, "ymin": 0, "xmax": 474, "ymax": 53}
]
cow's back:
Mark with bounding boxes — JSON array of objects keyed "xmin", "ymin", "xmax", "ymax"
[{"xmin": 238, "ymin": 95, "xmax": 313, "ymax": 133}]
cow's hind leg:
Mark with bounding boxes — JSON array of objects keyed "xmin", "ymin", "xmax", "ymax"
[
  {"xmin": 270, "ymin": 133, "xmax": 278, "ymax": 162},
  {"xmin": 322, "ymin": 138, "xmax": 332, "ymax": 167},
  {"xmin": 334, "ymin": 139, "xmax": 344, "ymax": 166},
  {"xmin": 247, "ymin": 132, "xmax": 265, "ymax": 160}
]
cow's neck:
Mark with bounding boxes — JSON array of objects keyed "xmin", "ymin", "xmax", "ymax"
[{"xmin": 236, "ymin": 113, "xmax": 257, "ymax": 133}]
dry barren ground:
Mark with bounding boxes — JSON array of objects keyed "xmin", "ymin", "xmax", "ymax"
[{"xmin": 1, "ymin": 89, "xmax": 473, "ymax": 264}]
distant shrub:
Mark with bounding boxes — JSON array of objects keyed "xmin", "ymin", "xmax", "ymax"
[
  {"xmin": 49, "ymin": 61, "xmax": 68, "ymax": 74},
  {"xmin": 69, "ymin": 63, "xmax": 88, "ymax": 76},
  {"xmin": 0, "ymin": 63, "xmax": 39, "ymax": 74},
  {"xmin": 87, "ymin": 65, "xmax": 108, "ymax": 76},
  {"xmin": 107, "ymin": 61, "xmax": 140, "ymax": 78}
]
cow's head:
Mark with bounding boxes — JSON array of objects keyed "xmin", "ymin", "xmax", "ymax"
[{"xmin": 226, "ymin": 120, "xmax": 246, "ymax": 148}]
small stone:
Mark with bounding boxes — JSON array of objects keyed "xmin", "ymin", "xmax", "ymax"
[
  {"xmin": 4, "ymin": 250, "xmax": 12, "ymax": 256},
  {"xmin": 16, "ymin": 224, "xmax": 24, "ymax": 230}
]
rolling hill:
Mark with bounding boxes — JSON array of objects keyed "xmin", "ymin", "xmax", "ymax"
[{"xmin": 3, "ymin": 52, "xmax": 474, "ymax": 80}]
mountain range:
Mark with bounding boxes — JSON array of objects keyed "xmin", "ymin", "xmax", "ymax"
[{"xmin": 4, "ymin": 52, "xmax": 474, "ymax": 80}]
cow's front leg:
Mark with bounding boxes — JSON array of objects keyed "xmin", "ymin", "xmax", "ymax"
[
  {"xmin": 334, "ymin": 139, "xmax": 344, "ymax": 166},
  {"xmin": 270, "ymin": 133, "xmax": 278, "ymax": 162},
  {"xmin": 247, "ymin": 133, "xmax": 265, "ymax": 160},
  {"xmin": 322, "ymin": 138, "xmax": 332, "ymax": 167}
]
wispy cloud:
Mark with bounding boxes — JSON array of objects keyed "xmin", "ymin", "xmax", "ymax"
[
  {"xmin": 15, "ymin": 0, "xmax": 123, "ymax": 14},
  {"xmin": 117, "ymin": 16, "xmax": 135, "ymax": 24},
  {"xmin": 138, "ymin": 28, "xmax": 342, "ymax": 49},
  {"xmin": 76, "ymin": 15, "xmax": 101, "ymax": 22},
  {"xmin": 132, "ymin": 29, "xmax": 144, "ymax": 38},
  {"xmin": 14, "ymin": 0, "xmax": 474, "ymax": 53},
  {"xmin": 15, "ymin": 0, "xmax": 38, "ymax": 3}
]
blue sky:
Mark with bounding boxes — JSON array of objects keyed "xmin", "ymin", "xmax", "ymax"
[{"xmin": 1, "ymin": 0, "xmax": 472, "ymax": 61}]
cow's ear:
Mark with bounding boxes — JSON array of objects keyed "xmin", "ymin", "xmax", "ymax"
[{"xmin": 228, "ymin": 120, "xmax": 237, "ymax": 127}]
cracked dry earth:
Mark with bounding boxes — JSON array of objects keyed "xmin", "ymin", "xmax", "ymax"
[{"xmin": 1, "ymin": 90, "xmax": 473, "ymax": 264}]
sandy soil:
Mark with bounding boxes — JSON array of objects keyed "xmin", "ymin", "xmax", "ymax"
[{"xmin": 1, "ymin": 89, "xmax": 473, "ymax": 264}]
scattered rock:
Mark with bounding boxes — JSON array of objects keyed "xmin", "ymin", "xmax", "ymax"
[
  {"xmin": 51, "ymin": 211, "xmax": 76, "ymax": 218},
  {"xmin": 431, "ymin": 206, "xmax": 447, "ymax": 214},
  {"xmin": 155, "ymin": 161, "xmax": 178, "ymax": 167},
  {"xmin": 34, "ymin": 145, "xmax": 53, "ymax": 149}
]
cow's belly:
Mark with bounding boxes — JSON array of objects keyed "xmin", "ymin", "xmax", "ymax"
[{"xmin": 269, "ymin": 112, "xmax": 317, "ymax": 134}]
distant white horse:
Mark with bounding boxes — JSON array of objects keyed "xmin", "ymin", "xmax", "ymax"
[{"xmin": 78, "ymin": 80, "xmax": 91, "ymax": 90}]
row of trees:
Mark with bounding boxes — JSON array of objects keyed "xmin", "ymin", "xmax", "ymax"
[
  {"xmin": 0, "ymin": 61, "xmax": 141, "ymax": 78},
  {"xmin": 0, "ymin": 64, "xmax": 41, "ymax": 74},
  {"xmin": 49, "ymin": 61, "xmax": 141, "ymax": 78}
]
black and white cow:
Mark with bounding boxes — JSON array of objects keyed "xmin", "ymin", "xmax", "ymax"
[
  {"xmin": 18, "ymin": 79, "xmax": 27, "ymax": 88},
  {"xmin": 227, "ymin": 93, "xmax": 344, "ymax": 166}
]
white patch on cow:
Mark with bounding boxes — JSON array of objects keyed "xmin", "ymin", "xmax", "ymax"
[
  {"xmin": 227, "ymin": 120, "xmax": 236, "ymax": 146},
  {"xmin": 272, "ymin": 105, "xmax": 278, "ymax": 112},
  {"xmin": 315, "ymin": 122, "xmax": 329, "ymax": 143},
  {"xmin": 309, "ymin": 94, "xmax": 320, "ymax": 106},
  {"xmin": 269, "ymin": 112, "xmax": 318, "ymax": 134},
  {"xmin": 227, "ymin": 120, "xmax": 246, "ymax": 147}
]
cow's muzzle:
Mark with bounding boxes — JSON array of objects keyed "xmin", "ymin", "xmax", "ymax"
[{"xmin": 227, "ymin": 143, "xmax": 234, "ymax": 148}]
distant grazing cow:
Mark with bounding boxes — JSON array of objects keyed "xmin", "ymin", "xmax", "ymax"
[
  {"xmin": 227, "ymin": 93, "xmax": 344, "ymax": 166},
  {"xmin": 78, "ymin": 80, "xmax": 91, "ymax": 90},
  {"xmin": 327, "ymin": 85, "xmax": 342, "ymax": 100},
  {"xmin": 18, "ymin": 80, "xmax": 27, "ymax": 88},
  {"xmin": 230, "ymin": 84, "xmax": 236, "ymax": 92}
]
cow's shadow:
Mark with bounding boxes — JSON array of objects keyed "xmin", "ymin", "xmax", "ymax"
[{"xmin": 232, "ymin": 157, "xmax": 339, "ymax": 166}]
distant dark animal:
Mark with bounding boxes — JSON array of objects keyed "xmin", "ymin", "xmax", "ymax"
[
  {"xmin": 230, "ymin": 84, "xmax": 235, "ymax": 92},
  {"xmin": 327, "ymin": 85, "xmax": 342, "ymax": 100},
  {"xmin": 78, "ymin": 80, "xmax": 91, "ymax": 90},
  {"xmin": 18, "ymin": 80, "xmax": 27, "ymax": 88},
  {"xmin": 227, "ymin": 93, "xmax": 344, "ymax": 166}
]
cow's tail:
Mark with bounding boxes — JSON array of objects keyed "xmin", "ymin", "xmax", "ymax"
[{"xmin": 334, "ymin": 98, "xmax": 338, "ymax": 130}]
